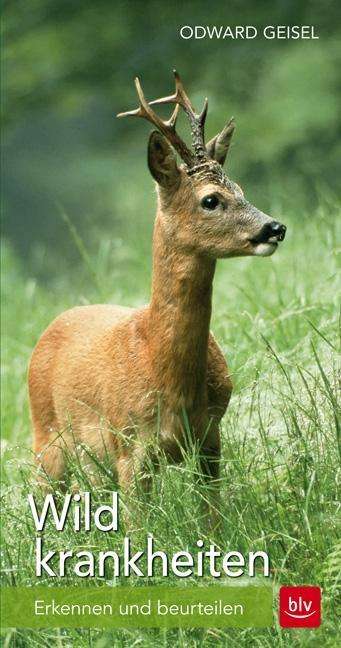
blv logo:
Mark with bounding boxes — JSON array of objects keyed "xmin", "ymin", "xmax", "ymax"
[{"xmin": 279, "ymin": 586, "xmax": 321, "ymax": 628}]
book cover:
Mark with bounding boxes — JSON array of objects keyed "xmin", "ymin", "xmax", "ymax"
[{"xmin": 1, "ymin": 1, "xmax": 340, "ymax": 646}]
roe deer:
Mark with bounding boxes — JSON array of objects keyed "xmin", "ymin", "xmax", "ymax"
[{"xmin": 29, "ymin": 71, "xmax": 286, "ymax": 524}]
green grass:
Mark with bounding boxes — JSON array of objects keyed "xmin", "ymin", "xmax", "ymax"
[{"xmin": 1, "ymin": 199, "xmax": 340, "ymax": 647}]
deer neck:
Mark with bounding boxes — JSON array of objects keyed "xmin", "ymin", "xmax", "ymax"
[{"xmin": 148, "ymin": 215, "xmax": 216, "ymax": 413}]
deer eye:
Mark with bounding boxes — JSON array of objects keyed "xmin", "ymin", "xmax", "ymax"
[{"xmin": 201, "ymin": 194, "xmax": 220, "ymax": 211}]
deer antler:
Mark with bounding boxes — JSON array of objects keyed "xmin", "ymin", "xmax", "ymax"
[
  {"xmin": 117, "ymin": 70, "xmax": 208, "ymax": 166},
  {"xmin": 149, "ymin": 70, "xmax": 208, "ymax": 161}
]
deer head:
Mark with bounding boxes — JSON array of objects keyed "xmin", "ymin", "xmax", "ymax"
[{"xmin": 117, "ymin": 71, "xmax": 286, "ymax": 258}]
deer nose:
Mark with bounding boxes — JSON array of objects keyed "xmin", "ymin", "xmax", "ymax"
[
  {"xmin": 257, "ymin": 221, "xmax": 286, "ymax": 243},
  {"xmin": 269, "ymin": 221, "xmax": 286, "ymax": 241}
]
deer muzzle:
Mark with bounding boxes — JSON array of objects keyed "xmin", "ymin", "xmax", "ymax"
[{"xmin": 246, "ymin": 207, "xmax": 287, "ymax": 257}]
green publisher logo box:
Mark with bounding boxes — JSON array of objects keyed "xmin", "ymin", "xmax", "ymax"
[{"xmin": 1, "ymin": 586, "xmax": 273, "ymax": 628}]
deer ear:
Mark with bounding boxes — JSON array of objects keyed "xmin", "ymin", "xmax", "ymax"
[
  {"xmin": 148, "ymin": 131, "xmax": 181, "ymax": 188},
  {"xmin": 206, "ymin": 117, "xmax": 235, "ymax": 166}
]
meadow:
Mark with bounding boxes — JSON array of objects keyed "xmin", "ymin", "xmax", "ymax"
[{"xmin": 1, "ymin": 194, "xmax": 340, "ymax": 647}]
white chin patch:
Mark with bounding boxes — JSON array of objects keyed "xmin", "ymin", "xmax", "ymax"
[{"xmin": 253, "ymin": 242, "xmax": 277, "ymax": 257}]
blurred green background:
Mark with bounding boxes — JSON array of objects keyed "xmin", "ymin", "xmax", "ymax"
[{"xmin": 2, "ymin": 0, "xmax": 341, "ymax": 279}]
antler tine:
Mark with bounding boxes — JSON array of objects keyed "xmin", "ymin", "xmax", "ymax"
[
  {"xmin": 149, "ymin": 70, "xmax": 194, "ymax": 112},
  {"xmin": 116, "ymin": 77, "xmax": 157, "ymax": 119},
  {"xmin": 165, "ymin": 103, "xmax": 180, "ymax": 129},
  {"xmin": 173, "ymin": 69, "xmax": 195, "ymax": 112}
]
